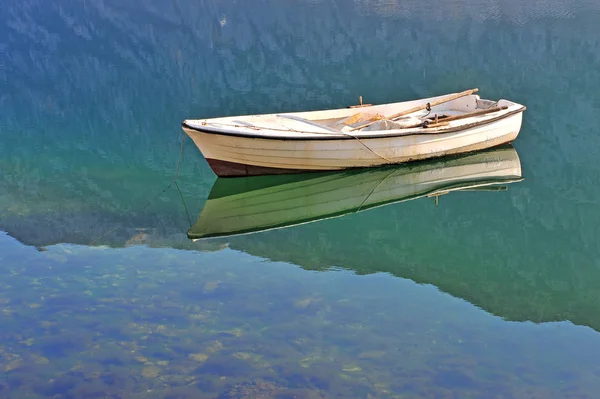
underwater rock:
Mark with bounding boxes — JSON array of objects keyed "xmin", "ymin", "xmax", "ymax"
[
  {"xmin": 142, "ymin": 365, "xmax": 161, "ymax": 379},
  {"xmin": 293, "ymin": 296, "xmax": 322, "ymax": 309},
  {"xmin": 204, "ymin": 281, "xmax": 220, "ymax": 293},
  {"xmin": 3, "ymin": 359, "xmax": 23, "ymax": 372},
  {"xmin": 33, "ymin": 355, "xmax": 50, "ymax": 365},
  {"xmin": 207, "ymin": 340, "xmax": 224, "ymax": 353},
  {"xmin": 220, "ymin": 328, "xmax": 244, "ymax": 338},
  {"xmin": 189, "ymin": 312, "xmax": 209, "ymax": 321},
  {"xmin": 232, "ymin": 352, "xmax": 252, "ymax": 360},
  {"xmin": 189, "ymin": 353, "xmax": 209, "ymax": 363}
]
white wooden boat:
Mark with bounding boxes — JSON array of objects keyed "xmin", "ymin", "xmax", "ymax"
[
  {"xmin": 188, "ymin": 146, "xmax": 523, "ymax": 239},
  {"xmin": 182, "ymin": 88, "xmax": 526, "ymax": 177}
]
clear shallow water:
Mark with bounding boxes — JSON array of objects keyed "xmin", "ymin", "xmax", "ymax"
[
  {"xmin": 2, "ymin": 233, "xmax": 600, "ymax": 398},
  {"xmin": 2, "ymin": 0, "xmax": 600, "ymax": 397}
]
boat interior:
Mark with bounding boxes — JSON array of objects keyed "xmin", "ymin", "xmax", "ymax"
[
  {"xmin": 304, "ymin": 96, "xmax": 504, "ymax": 132},
  {"xmin": 186, "ymin": 91, "xmax": 518, "ymax": 135}
]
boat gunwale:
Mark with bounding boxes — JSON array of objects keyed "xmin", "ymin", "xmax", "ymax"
[{"xmin": 182, "ymin": 106, "xmax": 526, "ymax": 141}]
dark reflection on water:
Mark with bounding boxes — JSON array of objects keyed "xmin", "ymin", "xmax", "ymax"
[
  {"xmin": 3, "ymin": 0, "xmax": 600, "ymax": 397},
  {"xmin": 2, "ymin": 232, "xmax": 600, "ymax": 398}
]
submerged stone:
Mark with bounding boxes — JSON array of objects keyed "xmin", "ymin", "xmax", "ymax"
[
  {"xmin": 142, "ymin": 365, "xmax": 161, "ymax": 379},
  {"xmin": 204, "ymin": 281, "xmax": 220, "ymax": 293},
  {"xmin": 33, "ymin": 356, "xmax": 50, "ymax": 365},
  {"xmin": 233, "ymin": 352, "xmax": 252, "ymax": 360},
  {"xmin": 189, "ymin": 353, "xmax": 209, "ymax": 363}
]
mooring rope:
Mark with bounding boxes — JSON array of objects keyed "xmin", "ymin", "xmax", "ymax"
[
  {"xmin": 337, "ymin": 130, "xmax": 393, "ymax": 163},
  {"xmin": 88, "ymin": 131, "xmax": 189, "ymax": 246},
  {"xmin": 355, "ymin": 167, "xmax": 399, "ymax": 213}
]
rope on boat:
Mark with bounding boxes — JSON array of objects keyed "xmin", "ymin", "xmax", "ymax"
[
  {"xmin": 173, "ymin": 129, "xmax": 186, "ymax": 183},
  {"xmin": 175, "ymin": 180, "xmax": 192, "ymax": 228},
  {"xmin": 173, "ymin": 133, "xmax": 192, "ymax": 227},
  {"xmin": 337, "ymin": 131, "xmax": 393, "ymax": 163}
]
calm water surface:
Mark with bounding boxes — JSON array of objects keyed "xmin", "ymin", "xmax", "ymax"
[{"xmin": 2, "ymin": 0, "xmax": 600, "ymax": 398}]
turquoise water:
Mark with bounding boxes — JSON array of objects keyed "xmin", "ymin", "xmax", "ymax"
[{"xmin": 3, "ymin": 0, "xmax": 600, "ymax": 397}]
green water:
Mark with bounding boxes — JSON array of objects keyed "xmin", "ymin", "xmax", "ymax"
[{"xmin": 2, "ymin": 0, "xmax": 600, "ymax": 397}]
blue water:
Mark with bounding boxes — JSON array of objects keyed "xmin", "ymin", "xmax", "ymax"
[{"xmin": 2, "ymin": 0, "xmax": 600, "ymax": 397}]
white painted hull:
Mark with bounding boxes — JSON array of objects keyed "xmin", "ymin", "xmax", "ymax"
[
  {"xmin": 188, "ymin": 146, "xmax": 523, "ymax": 239},
  {"xmin": 182, "ymin": 91, "xmax": 525, "ymax": 177}
]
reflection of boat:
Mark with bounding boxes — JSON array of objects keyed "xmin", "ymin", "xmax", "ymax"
[
  {"xmin": 182, "ymin": 89, "xmax": 525, "ymax": 177},
  {"xmin": 188, "ymin": 146, "xmax": 523, "ymax": 239}
]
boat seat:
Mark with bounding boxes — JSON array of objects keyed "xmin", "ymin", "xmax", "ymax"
[
  {"xmin": 232, "ymin": 120, "xmax": 257, "ymax": 127},
  {"xmin": 276, "ymin": 114, "xmax": 340, "ymax": 133}
]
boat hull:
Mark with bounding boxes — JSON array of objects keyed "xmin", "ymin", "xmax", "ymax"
[
  {"xmin": 182, "ymin": 101, "xmax": 524, "ymax": 177},
  {"xmin": 204, "ymin": 158, "xmax": 313, "ymax": 177}
]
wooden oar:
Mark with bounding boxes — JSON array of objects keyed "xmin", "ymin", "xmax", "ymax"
[
  {"xmin": 427, "ymin": 105, "xmax": 508, "ymax": 124},
  {"xmin": 350, "ymin": 88, "xmax": 479, "ymax": 131},
  {"xmin": 403, "ymin": 105, "xmax": 509, "ymax": 129}
]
